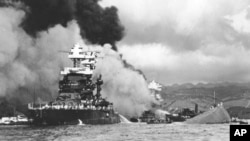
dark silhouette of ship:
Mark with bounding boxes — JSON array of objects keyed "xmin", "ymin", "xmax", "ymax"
[{"xmin": 27, "ymin": 43, "xmax": 120, "ymax": 125}]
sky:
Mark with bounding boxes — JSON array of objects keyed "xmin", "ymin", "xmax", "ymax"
[{"xmin": 100, "ymin": 0, "xmax": 250, "ymax": 85}]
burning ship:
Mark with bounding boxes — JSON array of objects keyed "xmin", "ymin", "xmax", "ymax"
[{"xmin": 27, "ymin": 43, "xmax": 120, "ymax": 125}]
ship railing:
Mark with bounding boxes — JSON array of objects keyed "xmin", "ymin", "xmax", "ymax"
[
  {"xmin": 28, "ymin": 103, "xmax": 48, "ymax": 110},
  {"xmin": 28, "ymin": 103, "xmax": 113, "ymax": 111}
]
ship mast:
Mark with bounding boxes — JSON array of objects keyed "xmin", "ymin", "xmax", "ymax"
[
  {"xmin": 213, "ymin": 90, "xmax": 216, "ymax": 105},
  {"xmin": 33, "ymin": 87, "xmax": 36, "ymax": 104}
]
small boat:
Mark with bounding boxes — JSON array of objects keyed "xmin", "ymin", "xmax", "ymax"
[
  {"xmin": 0, "ymin": 115, "xmax": 28, "ymax": 125},
  {"xmin": 147, "ymin": 118, "xmax": 172, "ymax": 124},
  {"xmin": 239, "ymin": 120, "xmax": 248, "ymax": 124}
]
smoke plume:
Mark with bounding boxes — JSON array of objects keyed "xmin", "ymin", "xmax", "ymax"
[
  {"xmin": 0, "ymin": 1, "xmax": 154, "ymax": 116},
  {"xmin": 20, "ymin": 0, "xmax": 76, "ymax": 36},
  {"xmin": 102, "ymin": 0, "xmax": 250, "ymax": 84},
  {"xmin": 93, "ymin": 46, "xmax": 155, "ymax": 117},
  {"xmin": 20, "ymin": 0, "xmax": 124, "ymax": 50},
  {"xmin": 0, "ymin": 7, "xmax": 81, "ymax": 105}
]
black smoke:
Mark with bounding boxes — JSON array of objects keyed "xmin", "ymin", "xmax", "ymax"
[
  {"xmin": 0, "ymin": 0, "xmax": 152, "ymax": 116},
  {"xmin": 5, "ymin": 0, "xmax": 124, "ymax": 50},
  {"xmin": 20, "ymin": 0, "xmax": 76, "ymax": 36},
  {"xmin": 76, "ymin": 0, "xmax": 124, "ymax": 50}
]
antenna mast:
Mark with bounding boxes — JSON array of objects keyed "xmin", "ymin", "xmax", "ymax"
[{"xmin": 213, "ymin": 90, "xmax": 216, "ymax": 105}]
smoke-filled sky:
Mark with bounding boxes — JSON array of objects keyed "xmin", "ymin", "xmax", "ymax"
[
  {"xmin": 0, "ymin": 0, "xmax": 154, "ymax": 116},
  {"xmin": 101, "ymin": 0, "xmax": 250, "ymax": 85}
]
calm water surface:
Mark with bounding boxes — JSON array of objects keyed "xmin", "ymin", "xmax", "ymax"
[{"xmin": 0, "ymin": 123, "xmax": 229, "ymax": 141}]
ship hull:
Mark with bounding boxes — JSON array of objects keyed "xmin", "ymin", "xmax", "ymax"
[
  {"xmin": 28, "ymin": 109, "xmax": 120, "ymax": 125},
  {"xmin": 185, "ymin": 105, "xmax": 231, "ymax": 124}
]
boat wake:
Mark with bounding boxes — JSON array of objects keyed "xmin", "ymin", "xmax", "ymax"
[{"xmin": 119, "ymin": 115, "xmax": 132, "ymax": 123}]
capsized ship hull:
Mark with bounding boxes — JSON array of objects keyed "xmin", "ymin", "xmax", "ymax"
[
  {"xmin": 28, "ymin": 109, "xmax": 120, "ymax": 125},
  {"xmin": 185, "ymin": 105, "xmax": 231, "ymax": 124}
]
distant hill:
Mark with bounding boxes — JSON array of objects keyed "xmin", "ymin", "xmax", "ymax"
[
  {"xmin": 227, "ymin": 106, "xmax": 250, "ymax": 119},
  {"xmin": 157, "ymin": 82, "xmax": 250, "ymax": 117}
]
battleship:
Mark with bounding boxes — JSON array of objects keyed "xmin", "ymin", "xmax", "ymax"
[{"xmin": 27, "ymin": 43, "xmax": 120, "ymax": 125}]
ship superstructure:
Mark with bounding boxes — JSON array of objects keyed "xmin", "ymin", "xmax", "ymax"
[{"xmin": 27, "ymin": 43, "xmax": 120, "ymax": 125}]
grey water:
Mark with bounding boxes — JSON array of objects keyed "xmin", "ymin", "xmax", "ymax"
[{"xmin": 0, "ymin": 123, "xmax": 229, "ymax": 141}]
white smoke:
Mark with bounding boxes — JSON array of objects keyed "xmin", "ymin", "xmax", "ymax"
[
  {"xmin": 101, "ymin": 0, "xmax": 250, "ymax": 85},
  {"xmin": 119, "ymin": 43, "xmax": 250, "ymax": 84},
  {"xmin": 155, "ymin": 109, "xmax": 170, "ymax": 120},
  {"xmin": 0, "ymin": 7, "xmax": 155, "ymax": 117},
  {"xmin": 93, "ymin": 46, "xmax": 155, "ymax": 117},
  {"xmin": 0, "ymin": 7, "xmax": 81, "ymax": 103}
]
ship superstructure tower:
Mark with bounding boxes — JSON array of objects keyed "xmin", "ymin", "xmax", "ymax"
[
  {"xmin": 58, "ymin": 43, "xmax": 101, "ymax": 102},
  {"xmin": 28, "ymin": 43, "xmax": 120, "ymax": 125},
  {"xmin": 61, "ymin": 43, "xmax": 99, "ymax": 75}
]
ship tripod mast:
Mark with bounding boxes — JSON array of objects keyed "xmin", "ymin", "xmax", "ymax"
[{"xmin": 96, "ymin": 75, "xmax": 103, "ymax": 99}]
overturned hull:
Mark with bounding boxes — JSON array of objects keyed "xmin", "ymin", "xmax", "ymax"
[
  {"xmin": 185, "ymin": 105, "xmax": 231, "ymax": 124},
  {"xmin": 28, "ymin": 109, "xmax": 120, "ymax": 125}
]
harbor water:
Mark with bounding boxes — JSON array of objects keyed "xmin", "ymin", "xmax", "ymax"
[{"xmin": 0, "ymin": 123, "xmax": 229, "ymax": 141}]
